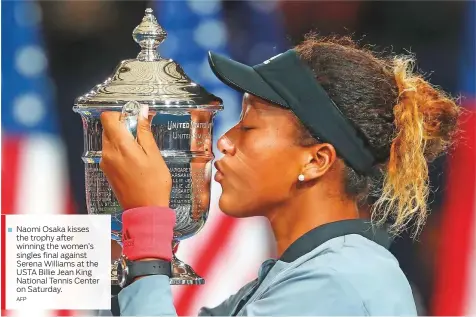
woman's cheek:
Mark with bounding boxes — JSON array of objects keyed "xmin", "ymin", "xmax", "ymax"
[
  {"xmin": 233, "ymin": 150, "xmax": 260, "ymax": 186},
  {"xmin": 242, "ymin": 132, "xmax": 276, "ymax": 156},
  {"xmin": 235, "ymin": 132, "xmax": 290, "ymax": 180}
]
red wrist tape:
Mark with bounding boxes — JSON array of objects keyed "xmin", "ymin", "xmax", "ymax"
[{"xmin": 122, "ymin": 206, "xmax": 176, "ymax": 261}]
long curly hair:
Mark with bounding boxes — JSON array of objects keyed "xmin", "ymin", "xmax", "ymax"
[{"xmin": 294, "ymin": 33, "xmax": 460, "ymax": 236}]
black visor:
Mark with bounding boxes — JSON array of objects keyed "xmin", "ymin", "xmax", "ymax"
[{"xmin": 208, "ymin": 49, "xmax": 376, "ymax": 175}]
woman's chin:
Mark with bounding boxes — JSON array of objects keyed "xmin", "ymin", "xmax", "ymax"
[
  {"xmin": 218, "ymin": 195, "xmax": 234, "ymax": 216},
  {"xmin": 218, "ymin": 194, "xmax": 242, "ymax": 217},
  {"xmin": 218, "ymin": 193, "xmax": 255, "ymax": 218}
]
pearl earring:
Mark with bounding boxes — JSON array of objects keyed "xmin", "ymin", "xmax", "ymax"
[{"xmin": 298, "ymin": 174, "xmax": 305, "ymax": 182}]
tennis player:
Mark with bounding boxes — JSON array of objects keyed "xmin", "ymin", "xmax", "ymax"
[{"xmin": 99, "ymin": 35, "xmax": 460, "ymax": 316}]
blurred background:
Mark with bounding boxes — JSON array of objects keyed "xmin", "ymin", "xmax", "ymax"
[{"xmin": 2, "ymin": 0, "xmax": 475, "ymax": 316}]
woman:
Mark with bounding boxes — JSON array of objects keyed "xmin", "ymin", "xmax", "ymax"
[{"xmin": 100, "ymin": 35, "xmax": 459, "ymax": 316}]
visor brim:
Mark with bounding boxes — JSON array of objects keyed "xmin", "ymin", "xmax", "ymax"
[{"xmin": 207, "ymin": 51, "xmax": 288, "ymax": 107}]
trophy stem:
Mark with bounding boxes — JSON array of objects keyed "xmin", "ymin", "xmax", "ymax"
[
  {"xmin": 170, "ymin": 241, "xmax": 205, "ymax": 285},
  {"xmin": 111, "ymin": 259, "xmax": 120, "ymax": 286}
]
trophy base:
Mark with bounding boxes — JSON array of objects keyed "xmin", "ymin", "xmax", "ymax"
[{"xmin": 170, "ymin": 255, "xmax": 205, "ymax": 285}]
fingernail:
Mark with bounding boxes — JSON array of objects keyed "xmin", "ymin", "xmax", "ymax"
[{"xmin": 140, "ymin": 104, "xmax": 149, "ymax": 119}]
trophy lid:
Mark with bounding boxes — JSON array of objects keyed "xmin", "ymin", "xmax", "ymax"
[{"xmin": 74, "ymin": 8, "xmax": 223, "ymax": 110}]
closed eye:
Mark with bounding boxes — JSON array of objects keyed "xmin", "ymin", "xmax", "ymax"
[{"xmin": 240, "ymin": 126, "xmax": 255, "ymax": 131}]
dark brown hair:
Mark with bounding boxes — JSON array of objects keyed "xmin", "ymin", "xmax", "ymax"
[{"xmin": 294, "ymin": 34, "xmax": 460, "ymax": 236}]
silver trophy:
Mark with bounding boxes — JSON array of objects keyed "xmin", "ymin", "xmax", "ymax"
[{"xmin": 73, "ymin": 8, "xmax": 223, "ymax": 285}]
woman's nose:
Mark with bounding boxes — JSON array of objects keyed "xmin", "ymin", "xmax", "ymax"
[{"xmin": 217, "ymin": 134, "xmax": 236, "ymax": 156}]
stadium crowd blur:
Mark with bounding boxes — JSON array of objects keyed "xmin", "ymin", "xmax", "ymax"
[{"xmin": 7, "ymin": 1, "xmax": 474, "ymax": 315}]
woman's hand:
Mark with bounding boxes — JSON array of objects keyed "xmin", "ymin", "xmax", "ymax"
[{"xmin": 99, "ymin": 105, "xmax": 172, "ymax": 210}]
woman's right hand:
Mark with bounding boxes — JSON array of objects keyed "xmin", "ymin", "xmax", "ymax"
[{"xmin": 99, "ymin": 105, "xmax": 172, "ymax": 210}]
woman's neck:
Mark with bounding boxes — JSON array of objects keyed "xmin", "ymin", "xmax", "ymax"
[{"xmin": 267, "ymin": 191, "xmax": 359, "ymax": 258}]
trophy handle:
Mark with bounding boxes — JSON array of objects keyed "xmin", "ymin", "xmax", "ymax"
[{"xmin": 120, "ymin": 101, "xmax": 141, "ymax": 139}]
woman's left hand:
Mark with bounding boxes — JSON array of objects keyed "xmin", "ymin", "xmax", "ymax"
[{"xmin": 99, "ymin": 106, "xmax": 172, "ymax": 210}]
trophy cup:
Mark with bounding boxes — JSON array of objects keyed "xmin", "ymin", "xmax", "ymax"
[{"xmin": 73, "ymin": 8, "xmax": 223, "ymax": 285}]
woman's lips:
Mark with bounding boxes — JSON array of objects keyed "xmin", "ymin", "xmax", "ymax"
[
  {"xmin": 214, "ymin": 170, "xmax": 224, "ymax": 182},
  {"xmin": 214, "ymin": 161, "xmax": 224, "ymax": 182}
]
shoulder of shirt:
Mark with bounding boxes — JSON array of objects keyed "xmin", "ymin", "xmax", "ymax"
[
  {"xmin": 273, "ymin": 234, "xmax": 411, "ymax": 305},
  {"xmin": 268, "ymin": 250, "xmax": 371, "ymax": 314},
  {"xmin": 276, "ymin": 235, "xmax": 401, "ymax": 284},
  {"xmin": 314, "ymin": 234, "xmax": 401, "ymax": 274},
  {"xmin": 245, "ymin": 235, "xmax": 416, "ymax": 316},
  {"xmin": 295, "ymin": 234, "xmax": 404, "ymax": 281}
]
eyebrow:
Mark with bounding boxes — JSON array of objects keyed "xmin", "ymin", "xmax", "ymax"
[{"xmin": 241, "ymin": 94, "xmax": 287, "ymax": 120}]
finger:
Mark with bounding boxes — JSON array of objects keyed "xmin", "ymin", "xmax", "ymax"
[
  {"xmin": 101, "ymin": 129, "xmax": 115, "ymax": 153},
  {"xmin": 137, "ymin": 105, "xmax": 160, "ymax": 156},
  {"xmin": 101, "ymin": 111, "xmax": 140, "ymax": 163},
  {"xmin": 101, "ymin": 111, "xmax": 135, "ymax": 146},
  {"xmin": 100, "ymin": 129, "xmax": 115, "ymax": 171},
  {"xmin": 100, "ymin": 111, "xmax": 121, "ymax": 139}
]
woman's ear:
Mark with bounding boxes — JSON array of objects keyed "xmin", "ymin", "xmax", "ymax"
[{"xmin": 301, "ymin": 143, "xmax": 337, "ymax": 181}]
